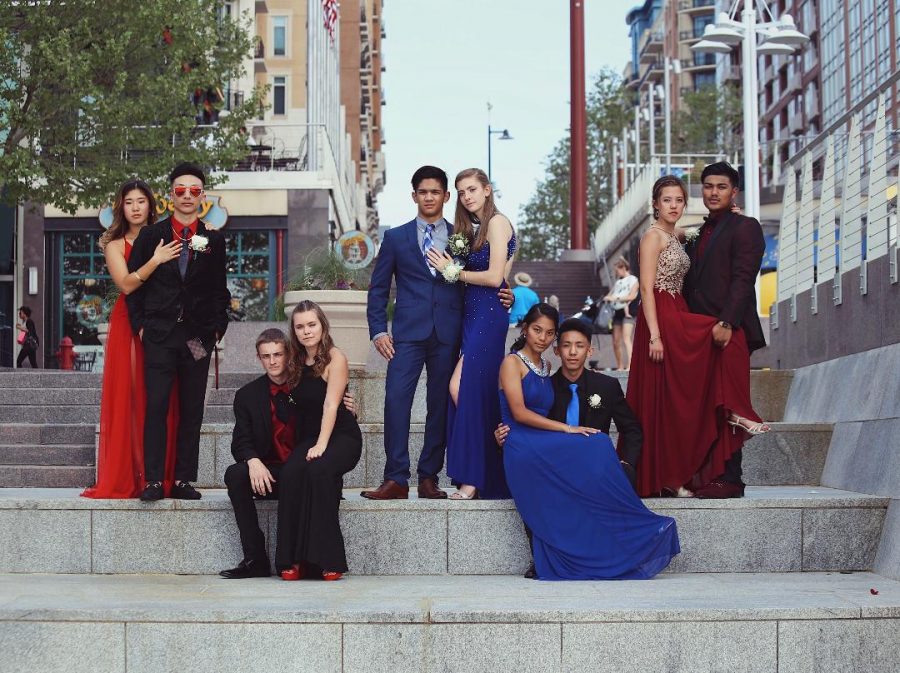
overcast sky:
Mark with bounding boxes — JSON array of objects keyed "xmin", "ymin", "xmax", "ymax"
[{"xmin": 375, "ymin": 0, "xmax": 636, "ymax": 229}]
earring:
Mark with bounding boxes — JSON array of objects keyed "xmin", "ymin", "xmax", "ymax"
[{"xmin": 653, "ymin": 207, "xmax": 660, "ymax": 220}]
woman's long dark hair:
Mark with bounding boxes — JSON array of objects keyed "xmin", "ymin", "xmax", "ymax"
[
  {"xmin": 99, "ymin": 179, "xmax": 156, "ymax": 251},
  {"xmin": 510, "ymin": 302, "xmax": 560, "ymax": 352},
  {"xmin": 287, "ymin": 300, "xmax": 335, "ymax": 385}
]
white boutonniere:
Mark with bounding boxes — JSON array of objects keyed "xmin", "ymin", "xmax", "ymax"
[
  {"xmin": 683, "ymin": 228, "xmax": 700, "ymax": 245},
  {"xmin": 190, "ymin": 234, "xmax": 210, "ymax": 252},
  {"xmin": 588, "ymin": 393, "xmax": 602, "ymax": 409}
]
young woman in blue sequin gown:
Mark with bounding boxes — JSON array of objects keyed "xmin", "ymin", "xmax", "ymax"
[
  {"xmin": 427, "ymin": 168, "xmax": 515, "ymax": 499},
  {"xmin": 499, "ymin": 303, "xmax": 680, "ymax": 580}
]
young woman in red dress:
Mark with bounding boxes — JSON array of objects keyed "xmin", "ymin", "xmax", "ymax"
[
  {"xmin": 624, "ymin": 176, "xmax": 769, "ymax": 498},
  {"xmin": 82, "ymin": 180, "xmax": 182, "ymax": 499}
]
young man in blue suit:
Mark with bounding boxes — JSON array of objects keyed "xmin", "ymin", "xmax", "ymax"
[{"xmin": 362, "ymin": 166, "xmax": 511, "ymax": 499}]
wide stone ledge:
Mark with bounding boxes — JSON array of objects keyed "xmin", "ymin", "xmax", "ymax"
[
  {"xmin": 117, "ymin": 420, "xmax": 838, "ymax": 490},
  {"xmin": 0, "ymin": 487, "xmax": 887, "ymax": 575},
  {"xmin": 1, "ymin": 572, "xmax": 898, "ymax": 625}
]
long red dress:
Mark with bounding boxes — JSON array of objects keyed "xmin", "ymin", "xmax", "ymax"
[
  {"xmin": 82, "ymin": 240, "xmax": 177, "ymax": 499},
  {"xmin": 624, "ymin": 233, "xmax": 761, "ymax": 497}
]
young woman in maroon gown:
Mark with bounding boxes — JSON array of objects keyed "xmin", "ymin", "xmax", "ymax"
[
  {"xmin": 82, "ymin": 180, "xmax": 182, "ymax": 499},
  {"xmin": 624, "ymin": 176, "xmax": 769, "ymax": 498}
]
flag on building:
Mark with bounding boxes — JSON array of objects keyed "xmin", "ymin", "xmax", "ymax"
[{"xmin": 323, "ymin": 0, "xmax": 339, "ymax": 42}]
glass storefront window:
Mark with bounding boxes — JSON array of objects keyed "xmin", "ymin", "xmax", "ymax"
[
  {"xmin": 57, "ymin": 229, "xmax": 276, "ymax": 345},
  {"xmin": 59, "ymin": 232, "xmax": 113, "ymax": 346},
  {"xmin": 225, "ymin": 230, "xmax": 274, "ymax": 321}
]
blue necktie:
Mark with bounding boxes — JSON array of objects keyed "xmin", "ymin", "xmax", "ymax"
[
  {"xmin": 178, "ymin": 227, "xmax": 191, "ymax": 278},
  {"xmin": 566, "ymin": 383, "xmax": 579, "ymax": 426},
  {"xmin": 422, "ymin": 223, "xmax": 435, "ymax": 276}
]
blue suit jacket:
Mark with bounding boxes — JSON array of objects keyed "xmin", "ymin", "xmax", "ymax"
[{"xmin": 367, "ymin": 219, "xmax": 464, "ymax": 345}]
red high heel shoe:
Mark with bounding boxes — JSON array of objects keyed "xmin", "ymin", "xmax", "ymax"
[
  {"xmin": 280, "ymin": 563, "xmax": 306, "ymax": 581},
  {"xmin": 321, "ymin": 571, "xmax": 343, "ymax": 581}
]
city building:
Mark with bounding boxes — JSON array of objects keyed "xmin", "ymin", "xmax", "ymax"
[
  {"xmin": 2, "ymin": 0, "xmax": 387, "ymax": 367},
  {"xmin": 716, "ymin": 0, "xmax": 900, "ymax": 188}
]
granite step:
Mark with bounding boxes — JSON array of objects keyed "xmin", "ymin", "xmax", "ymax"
[
  {"xmin": 0, "ymin": 444, "xmax": 94, "ymax": 466},
  {"xmin": 2, "ymin": 571, "xmax": 899, "ymax": 673},
  {"xmin": 742, "ymin": 423, "xmax": 833, "ymax": 486},
  {"xmin": 0, "ymin": 388, "xmax": 102, "ymax": 406},
  {"xmin": 0, "ymin": 466, "xmax": 96, "ymax": 488},
  {"xmin": 0, "ymin": 371, "xmax": 102, "ymax": 388},
  {"xmin": 0, "ymin": 487, "xmax": 886, "ymax": 576},
  {"xmin": 0, "ymin": 406, "xmax": 100, "ymax": 424},
  {"xmin": 0, "ymin": 424, "xmax": 96, "ymax": 446},
  {"xmin": 176, "ymin": 421, "xmax": 829, "ymax": 491}
]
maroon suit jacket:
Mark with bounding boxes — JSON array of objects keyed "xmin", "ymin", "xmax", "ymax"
[{"xmin": 683, "ymin": 211, "xmax": 766, "ymax": 353}]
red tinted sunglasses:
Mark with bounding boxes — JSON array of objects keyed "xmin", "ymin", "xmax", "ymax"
[{"xmin": 173, "ymin": 185, "xmax": 203, "ymax": 197}]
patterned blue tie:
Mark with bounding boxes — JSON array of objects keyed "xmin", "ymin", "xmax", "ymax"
[
  {"xmin": 566, "ymin": 383, "xmax": 580, "ymax": 426},
  {"xmin": 422, "ymin": 223, "xmax": 435, "ymax": 276},
  {"xmin": 178, "ymin": 227, "xmax": 191, "ymax": 278}
]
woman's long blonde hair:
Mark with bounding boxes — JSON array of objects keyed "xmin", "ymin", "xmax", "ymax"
[
  {"xmin": 453, "ymin": 168, "xmax": 499, "ymax": 252},
  {"xmin": 99, "ymin": 179, "xmax": 156, "ymax": 251},
  {"xmin": 287, "ymin": 300, "xmax": 335, "ymax": 385}
]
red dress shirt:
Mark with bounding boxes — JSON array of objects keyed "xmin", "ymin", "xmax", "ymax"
[{"xmin": 268, "ymin": 382, "xmax": 295, "ymax": 465}]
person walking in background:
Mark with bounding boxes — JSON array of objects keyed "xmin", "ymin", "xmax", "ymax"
[
  {"xmin": 603, "ymin": 257, "xmax": 639, "ymax": 371},
  {"xmin": 626, "ymin": 174, "xmax": 768, "ymax": 500},
  {"xmin": 126, "ymin": 163, "xmax": 231, "ymax": 502},
  {"xmin": 509, "ymin": 271, "xmax": 539, "ymax": 326},
  {"xmin": 15, "ymin": 306, "xmax": 39, "ymax": 368},
  {"xmin": 426, "ymin": 168, "xmax": 516, "ymax": 500},
  {"xmin": 277, "ymin": 301, "xmax": 362, "ymax": 582},
  {"xmin": 82, "ymin": 179, "xmax": 182, "ymax": 499},
  {"xmin": 499, "ymin": 303, "xmax": 679, "ymax": 580}
]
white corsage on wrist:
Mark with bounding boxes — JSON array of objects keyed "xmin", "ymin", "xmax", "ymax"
[
  {"xmin": 190, "ymin": 234, "xmax": 209, "ymax": 252},
  {"xmin": 441, "ymin": 261, "xmax": 464, "ymax": 283},
  {"xmin": 588, "ymin": 394, "xmax": 602, "ymax": 409}
]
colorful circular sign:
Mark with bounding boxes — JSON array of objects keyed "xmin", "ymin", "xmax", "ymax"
[{"xmin": 334, "ymin": 230, "xmax": 375, "ymax": 269}]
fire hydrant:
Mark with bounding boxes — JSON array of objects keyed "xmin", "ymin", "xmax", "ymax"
[{"xmin": 57, "ymin": 336, "xmax": 75, "ymax": 370}]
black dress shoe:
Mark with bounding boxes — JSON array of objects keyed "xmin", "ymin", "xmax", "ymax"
[
  {"xmin": 524, "ymin": 562, "xmax": 537, "ymax": 579},
  {"xmin": 219, "ymin": 558, "xmax": 271, "ymax": 579},
  {"xmin": 171, "ymin": 481, "xmax": 202, "ymax": 500},
  {"xmin": 139, "ymin": 481, "xmax": 164, "ymax": 501}
]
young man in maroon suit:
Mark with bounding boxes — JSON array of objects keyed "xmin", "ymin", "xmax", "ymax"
[{"xmin": 683, "ymin": 162, "xmax": 767, "ymax": 499}]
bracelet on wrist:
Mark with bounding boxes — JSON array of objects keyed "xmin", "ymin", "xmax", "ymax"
[
  {"xmin": 134, "ymin": 270, "xmax": 146, "ymax": 282},
  {"xmin": 649, "ymin": 335, "xmax": 661, "ymax": 345}
]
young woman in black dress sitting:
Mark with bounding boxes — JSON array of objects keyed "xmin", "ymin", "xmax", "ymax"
[{"xmin": 276, "ymin": 300, "xmax": 362, "ymax": 581}]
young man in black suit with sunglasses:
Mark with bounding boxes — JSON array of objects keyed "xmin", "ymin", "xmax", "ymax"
[{"xmin": 127, "ymin": 162, "xmax": 231, "ymax": 501}]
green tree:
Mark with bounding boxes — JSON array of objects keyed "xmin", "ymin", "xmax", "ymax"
[
  {"xmin": 674, "ymin": 83, "xmax": 743, "ymax": 156},
  {"xmin": 517, "ymin": 68, "xmax": 630, "ymax": 260},
  {"xmin": 0, "ymin": 0, "xmax": 266, "ymax": 212}
]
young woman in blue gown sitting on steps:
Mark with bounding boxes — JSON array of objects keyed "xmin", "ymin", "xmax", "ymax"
[{"xmin": 498, "ymin": 303, "xmax": 681, "ymax": 580}]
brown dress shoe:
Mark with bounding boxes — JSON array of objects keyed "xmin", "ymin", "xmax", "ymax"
[
  {"xmin": 693, "ymin": 479, "xmax": 745, "ymax": 499},
  {"xmin": 417, "ymin": 478, "xmax": 448, "ymax": 499},
  {"xmin": 360, "ymin": 480, "xmax": 409, "ymax": 500}
]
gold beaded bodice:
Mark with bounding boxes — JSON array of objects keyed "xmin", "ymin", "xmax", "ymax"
[{"xmin": 653, "ymin": 231, "xmax": 690, "ymax": 295}]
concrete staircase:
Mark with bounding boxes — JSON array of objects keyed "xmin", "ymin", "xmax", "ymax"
[{"xmin": 2, "ymin": 366, "xmax": 899, "ymax": 672}]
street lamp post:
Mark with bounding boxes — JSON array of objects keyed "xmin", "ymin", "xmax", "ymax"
[
  {"xmin": 661, "ymin": 58, "xmax": 680, "ymax": 175},
  {"xmin": 487, "ymin": 125, "xmax": 512, "ymax": 184},
  {"xmin": 692, "ymin": 1, "xmax": 809, "ymax": 219}
]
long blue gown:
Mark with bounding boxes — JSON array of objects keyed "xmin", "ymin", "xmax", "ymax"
[
  {"xmin": 501, "ymin": 359, "xmax": 681, "ymax": 580},
  {"xmin": 445, "ymin": 235, "xmax": 517, "ymax": 499}
]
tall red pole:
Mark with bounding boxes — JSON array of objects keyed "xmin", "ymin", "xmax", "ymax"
[{"xmin": 569, "ymin": 0, "xmax": 588, "ymax": 250}]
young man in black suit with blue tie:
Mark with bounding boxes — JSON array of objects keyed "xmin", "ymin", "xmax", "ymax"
[{"xmin": 496, "ymin": 318, "xmax": 643, "ymax": 577}]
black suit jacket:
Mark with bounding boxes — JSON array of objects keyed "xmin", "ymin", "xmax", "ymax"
[
  {"xmin": 231, "ymin": 375, "xmax": 275, "ymax": 463},
  {"xmin": 126, "ymin": 218, "xmax": 230, "ymax": 346},
  {"xmin": 683, "ymin": 211, "xmax": 766, "ymax": 352},
  {"xmin": 548, "ymin": 369, "xmax": 643, "ymax": 469}
]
